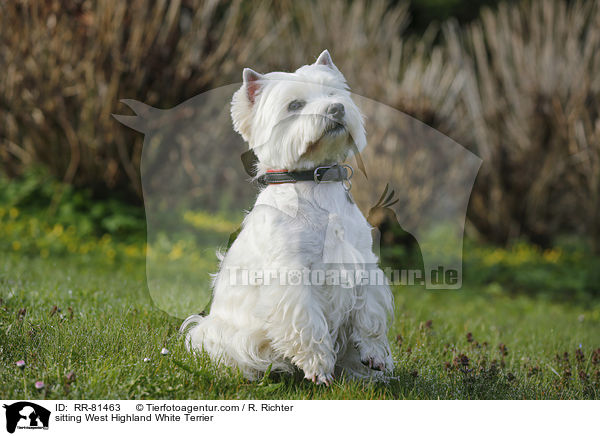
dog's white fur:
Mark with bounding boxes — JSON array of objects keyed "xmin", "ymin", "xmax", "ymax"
[{"xmin": 181, "ymin": 50, "xmax": 394, "ymax": 384}]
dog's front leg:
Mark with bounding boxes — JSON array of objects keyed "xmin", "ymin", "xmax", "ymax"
[
  {"xmin": 265, "ymin": 284, "xmax": 336, "ymax": 385},
  {"xmin": 351, "ymin": 278, "xmax": 395, "ymax": 373}
]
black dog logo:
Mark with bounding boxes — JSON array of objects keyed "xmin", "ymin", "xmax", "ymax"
[{"xmin": 3, "ymin": 402, "xmax": 50, "ymax": 433}]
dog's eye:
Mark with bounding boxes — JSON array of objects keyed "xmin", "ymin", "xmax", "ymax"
[{"xmin": 288, "ymin": 100, "xmax": 306, "ymax": 111}]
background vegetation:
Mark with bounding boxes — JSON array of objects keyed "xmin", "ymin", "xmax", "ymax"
[
  {"xmin": 1, "ymin": 0, "xmax": 599, "ymax": 399},
  {"xmin": 2, "ymin": 0, "xmax": 599, "ymax": 249}
]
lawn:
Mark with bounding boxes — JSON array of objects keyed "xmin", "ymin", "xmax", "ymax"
[{"xmin": 1, "ymin": 247, "xmax": 599, "ymax": 400}]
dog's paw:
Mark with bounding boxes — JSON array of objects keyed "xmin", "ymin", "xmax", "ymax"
[
  {"xmin": 360, "ymin": 356, "xmax": 386, "ymax": 371},
  {"xmin": 305, "ymin": 372, "xmax": 334, "ymax": 387},
  {"xmin": 357, "ymin": 341, "xmax": 393, "ymax": 372}
]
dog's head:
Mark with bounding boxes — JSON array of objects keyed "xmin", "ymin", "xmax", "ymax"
[{"xmin": 231, "ymin": 50, "xmax": 366, "ymax": 173}]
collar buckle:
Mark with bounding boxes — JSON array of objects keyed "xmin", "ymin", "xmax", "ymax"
[{"xmin": 313, "ymin": 164, "xmax": 354, "ymax": 183}]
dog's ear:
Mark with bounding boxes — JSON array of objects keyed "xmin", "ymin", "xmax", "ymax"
[
  {"xmin": 231, "ymin": 68, "xmax": 264, "ymax": 142},
  {"xmin": 315, "ymin": 50, "xmax": 334, "ymax": 67},
  {"xmin": 314, "ymin": 50, "xmax": 341, "ymax": 73},
  {"xmin": 243, "ymin": 68, "xmax": 263, "ymax": 103}
]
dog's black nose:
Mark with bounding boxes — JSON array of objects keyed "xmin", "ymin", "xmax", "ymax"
[{"xmin": 327, "ymin": 103, "xmax": 345, "ymax": 120}]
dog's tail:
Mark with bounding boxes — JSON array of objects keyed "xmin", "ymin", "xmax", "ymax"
[{"xmin": 179, "ymin": 314, "xmax": 205, "ymax": 350}]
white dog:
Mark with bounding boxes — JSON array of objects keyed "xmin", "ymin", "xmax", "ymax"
[{"xmin": 182, "ymin": 50, "xmax": 394, "ymax": 385}]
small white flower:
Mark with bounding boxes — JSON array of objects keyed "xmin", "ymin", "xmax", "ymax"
[
  {"xmin": 143, "ymin": 357, "xmax": 151, "ymax": 362},
  {"xmin": 160, "ymin": 348, "xmax": 169, "ymax": 356}
]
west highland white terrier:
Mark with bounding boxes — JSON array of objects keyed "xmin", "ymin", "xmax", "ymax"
[{"xmin": 181, "ymin": 50, "xmax": 394, "ymax": 385}]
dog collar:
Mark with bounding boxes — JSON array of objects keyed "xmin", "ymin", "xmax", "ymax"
[{"xmin": 257, "ymin": 164, "xmax": 354, "ymax": 186}]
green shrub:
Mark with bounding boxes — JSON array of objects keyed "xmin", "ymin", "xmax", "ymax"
[{"xmin": 0, "ymin": 169, "xmax": 145, "ymax": 244}]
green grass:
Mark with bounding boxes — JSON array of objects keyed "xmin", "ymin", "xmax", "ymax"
[{"xmin": 1, "ymin": 249, "xmax": 599, "ymax": 400}]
